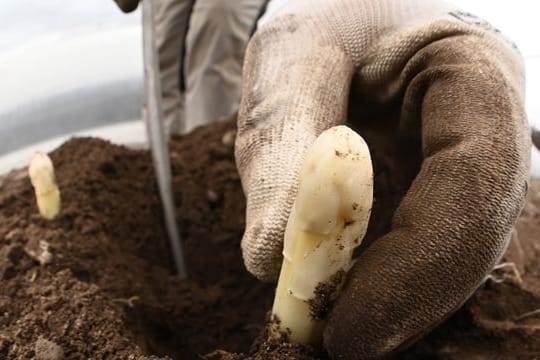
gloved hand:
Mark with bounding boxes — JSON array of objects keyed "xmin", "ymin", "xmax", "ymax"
[
  {"xmin": 113, "ymin": 0, "xmax": 139, "ymax": 13},
  {"xmin": 235, "ymin": 0, "xmax": 530, "ymax": 358}
]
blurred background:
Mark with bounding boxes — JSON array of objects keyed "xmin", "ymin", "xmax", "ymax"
[
  {"xmin": 0, "ymin": 0, "xmax": 538, "ymax": 174},
  {"xmin": 0, "ymin": 1, "xmax": 143, "ymax": 172}
]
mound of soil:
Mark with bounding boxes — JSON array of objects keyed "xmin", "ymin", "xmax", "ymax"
[{"xmin": 0, "ymin": 120, "xmax": 539, "ymax": 359}]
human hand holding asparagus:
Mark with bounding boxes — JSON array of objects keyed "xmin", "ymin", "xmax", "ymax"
[{"xmin": 236, "ymin": 0, "xmax": 529, "ymax": 357}]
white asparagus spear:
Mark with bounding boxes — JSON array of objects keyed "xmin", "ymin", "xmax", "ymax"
[
  {"xmin": 270, "ymin": 125, "xmax": 373, "ymax": 346},
  {"xmin": 28, "ymin": 152, "xmax": 61, "ymax": 220}
]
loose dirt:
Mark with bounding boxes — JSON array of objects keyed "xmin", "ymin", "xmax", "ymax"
[{"xmin": 0, "ymin": 120, "xmax": 539, "ymax": 359}]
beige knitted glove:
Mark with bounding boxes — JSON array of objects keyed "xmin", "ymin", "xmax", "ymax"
[{"xmin": 236, "ymin": 0, "xmax": 530, "ymax": 357}]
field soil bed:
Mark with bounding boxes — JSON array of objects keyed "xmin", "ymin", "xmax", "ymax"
[{"xmin": 0, "ymin": 120, "xmax": 539, "ymax": 359}]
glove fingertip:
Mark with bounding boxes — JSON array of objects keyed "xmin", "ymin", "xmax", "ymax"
[{"xmin": 241, "ymin": 221, "xmax": 284, "ymax": 283}]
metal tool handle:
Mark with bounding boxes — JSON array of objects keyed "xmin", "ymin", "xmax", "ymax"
[{"xmin": 142, "ymin": 0, "xmax": 187, "ymax": 277}]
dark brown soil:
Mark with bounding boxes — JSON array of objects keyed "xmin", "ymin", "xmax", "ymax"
[
  {"xmin": 308, "ymin": 271, "xmax": 346, "ymax": 321},
  {"xmin": 0, "ymin": 119, "xmax": 539, "ymax": 359}
]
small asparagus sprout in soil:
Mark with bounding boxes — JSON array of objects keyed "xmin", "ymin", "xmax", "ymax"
[
  {"xmin": 270, "ymin": 125, "xmax": 373, "ymax": 346},
  {"xmin": 28, "ymin": 152, "xmax": 61, "ymax": 219}
]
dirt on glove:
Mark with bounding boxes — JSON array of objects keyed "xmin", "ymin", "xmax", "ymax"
[{"xmin": 0, "ymin": 120, "xmax": 539, "ymax": 359}]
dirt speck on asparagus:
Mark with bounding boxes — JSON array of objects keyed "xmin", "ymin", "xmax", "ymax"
[
  {"xmin": 308, "ymin": 270, "xmax": 346, "ymax": 321},
  {"xmin": 0, "ymin": 119, "xmax": 539, "ymax": 359}
]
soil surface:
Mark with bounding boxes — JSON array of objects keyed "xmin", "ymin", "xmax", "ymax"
[{"xmin": 0, "ymin": 120, "xmax": 539, "ymax": 359}]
